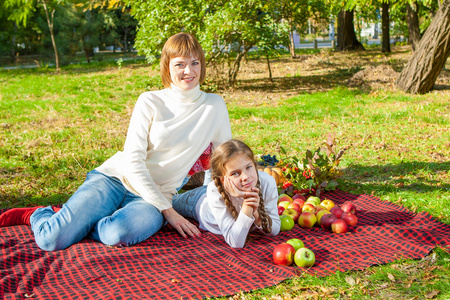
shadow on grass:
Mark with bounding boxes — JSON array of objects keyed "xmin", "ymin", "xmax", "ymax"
[
  {"xmin": 0, "ymin": 193, "xmax": 70, "ymax": 210},
  {"xmin": 340, "ymin": 160, "xmax": 450, "ymax": 195}
]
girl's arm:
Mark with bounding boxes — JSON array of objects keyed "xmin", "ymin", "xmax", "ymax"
[{"xmin": 206, "ymin": 185, "xmax": 257, "ymax": 248}]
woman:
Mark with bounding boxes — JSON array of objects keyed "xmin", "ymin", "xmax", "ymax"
[{"xmin": 0, "ymin": 32, "xmax": 232, "ymax": 251}]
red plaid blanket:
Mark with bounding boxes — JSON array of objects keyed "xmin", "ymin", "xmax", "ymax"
[{"xmin": 1, "ymin": 190, "xmax": 449, "ymax": 299}]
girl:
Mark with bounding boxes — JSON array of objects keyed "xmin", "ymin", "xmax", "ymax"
[
  {"xmin": 0, "ymin": 32, "xmax": 232, "ymax": 251},
  {"xmin": 173, "ymin": 139, "xmax": 281, "ymax": 248}
]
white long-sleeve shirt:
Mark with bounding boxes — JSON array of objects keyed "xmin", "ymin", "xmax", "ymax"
[
  {"xmin": 196, "ymin": 171, "xmax": 281, "ymax": 248},
  {"xmin": 96, "ymin": 84, "xmax": 232, "ymax": 211}
]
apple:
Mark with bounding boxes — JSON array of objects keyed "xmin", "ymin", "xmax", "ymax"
[
  {"xmin": 320, "ymin": 213, "xmax": 338, "ymax": 230},
  {"xmin": 316, "ymin": 210, "xmax": 331, "ymax": 225},
  {"xmin": 294, "ymin": 247, "xmax": 315, "ymax": 267},
  {"xmin": 341, "ymin": 202, "xmax": 357, "ymax": 215},
  {"xmin": 285, "ymin": 238, "xmax": 305, "ymax": 252},
  {"xmin": 282, "ymin": 208, "xmax": 300, "ymax": 223},
  {"xmin": 341, "ymin": 212, "xmax": 358, "ymax": 226},
  {"xmin": 313, "ymin": 205, "xmax": 326, "ymax": 215},
  {"xmin": 320, "ymin": 199, "xmax": 335, "ymax": 211},
  {"xmin": 330, "ymin": 206, "xmax": 344, "ymax": 219},
  {"xmin": 279, "ymin": 215, "xmax": 295, "ymax": 231},
  {"xmin": 292, "ymin": 194, "xmax": 306, "ymax": 201},
  {"xmin": 292, "ymin": 198, "xmax": 305, "ymax": 210},
  {"xmin": 306, "ymin": 196, "xmax": 321, "ymax": 206},
  {"xmin": 273, "ymin": 243, "xmax": 296, "ymax": 266},
  {"xmin": 287, "ymin": 202, "xmax": 302, "ymax": 213},
  {"xmin": 278, "ymin": 201, "xmax": 291, "ymax": 210},
  {"xmin": 277, "ymin": 206, "xmax": 285, "ymax": 215},
  {"xmin": 302, "ymin": 203, "xmax": 315, "ymax": 213},
  {"xmin": 298, "ymin": 212, "xmax": 317, "ymax": 228},
  {"xmin": 278, "ymin": 194, "xmax": 293, "ymax": 204},
  {"xmin": 331, "ymin": 219, "xmax": 348, "ymax": 233}
]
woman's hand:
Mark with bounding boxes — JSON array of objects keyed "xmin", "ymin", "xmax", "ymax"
[{"xmin": 161, "ymin": 207, "xmax": 201, "ymax": 238}]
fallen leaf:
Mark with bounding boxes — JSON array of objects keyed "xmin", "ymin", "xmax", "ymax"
[
  {"xmin": 345, "ymin": 276, "xmax": 356, "ymax": 285},
  {"xmin": 424, "ymin": 290, "xmax": 440, "ymax": 299},
  {"xmin": 387, "ymin": 273, "xmax": 395, "ymax": 282},
  {"xmin": 171, "ymin": 279, "xmax": 181, "ymax": 283}
]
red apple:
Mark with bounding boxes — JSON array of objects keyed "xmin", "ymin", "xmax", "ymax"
[
  {"xmin": 341, "ymin": 202, "xmax": 357, "ymax": 215},
  {"xmin": 320, "ymin": 199, "xmax": 335, "ymax": 211},
  {"xmin": 279, "ymin": 215, "xmax": 295, "ymax": 231},
  {"xmin": 298, "ymin": 212, "xmax": 317, "ymax": 228},
  {"xmin": 316, "ymin": 210, "xmax": 331, "ymax": 225},
  {"xmin": 277, "ymin": 206, "xmax": 285, "ymax": 215},
  {"xmin": 287, "ymin": 202, "xmax": 302, "ymax": 213},
  {"xmin": 330, "ymin": 206, "xmax": 344, "ymax": 219},
  {"xmin": 341, "ymin": 212, "xmax": 358, "ymax": 226},
  {"xmin": 278, "ymin": 194, "xmax": 293, "ymax": 204},
  {"xmin": 273, "ymin": 243, "xmax": 296, "ymax": 266},
  {"xmin": 313, "ymin": 205, "xmax": 326, "ymax": 215},
  {"xmin": 331, "ymin": 219, "xmax": 348, "ymax": 233},
  {"xmin": 320, "ymin": 213, "xmax": 338, "ymax": 230},
  {"xmin": 292, "ymin": 194, "xmax": 306, "ymax": 201},
  {"xmin": 282, "ymin": 208, "xmax": 300, "ymax": 223},
  {"xmin": 292, "ymin": 198, "xmax": 305, "ymax": 210},
  {"xmin": 302, "ymin": 203, "xmax": 315, "ymax": 213}
]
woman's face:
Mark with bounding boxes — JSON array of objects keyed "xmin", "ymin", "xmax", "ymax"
[
  {"xmin": 169, "ymin": 55, "xmax": 201, "ymax": 91},
  {"xmin": 223, "ymin": 154, "xmax": 258, "ymax": 192}
]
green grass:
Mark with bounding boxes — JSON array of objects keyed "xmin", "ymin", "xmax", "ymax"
[{"xmin": 0, "ymin": 52, "xmax": 449, "ymax": 299}]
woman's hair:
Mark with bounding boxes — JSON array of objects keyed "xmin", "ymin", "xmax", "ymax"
[
  {"xmin": 160, "ymin": 32, "xmax": 206, "ymax": 88},
  {"xmin": 211, "ymin": 139, "xmax": 272, "ymax": 235}
]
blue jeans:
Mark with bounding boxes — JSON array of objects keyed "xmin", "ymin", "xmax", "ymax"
[
  {"xmin": 172, "ymin": 185, "xmax": 207, "ymax": 222},
  {"xmin": 30, "ymin": 170, "xmax": 164, "ymax": 251}
]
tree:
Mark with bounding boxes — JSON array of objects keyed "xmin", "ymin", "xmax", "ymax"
[
  {"xmin": 336, "ymin": 8, "xmax": 365, "ymax": 50},
  {"xmin": 396, "ymin": 0, "xmax": 450, "ymax": 94},
  {"xmin": 406, "ymin": 1, "xmax": 421, "ymax": 50},
  {"xmin": 381, "ymin": 1, "xmax": 390, "ymax": 52},
  {"xmin": 127, "ymin": 0, "xmax": 289, "ymax": 86},
  {"xmin": 3, "ymin": 0, "xmax": 64, "ymax": 71}
]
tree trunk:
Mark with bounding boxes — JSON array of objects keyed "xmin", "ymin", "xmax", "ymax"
[
  {"xmin": 266, "ymin": 54, "xmax": 273, "ymax": 82},
  {"xmin": 382, "ymin": 2, "xmax": 391, "ymax": 52},
  {"xmin": 289, "ymin": 30, "xmax": 297, "ymax": 58},
  {"xmin": 336, "ymin": 9, "xmax": 365, "ymax": 51},
  {"xmin": 41, "ymin": 0, "xmax": 60, "ymax": 71},
  {"xmin": 396, "ymin": 0, "xmax": 450, "ymax": 94},
  {"xmin": 82, "ymin": 37, "xmax": 91, "ymax": 64},
  {"xmin": 228, "ymin": 45, "xmax": 251, "ymax": 86},
  {"xmin": 407, "ymin": 1, "xmax": 421, "ymax": 51}
]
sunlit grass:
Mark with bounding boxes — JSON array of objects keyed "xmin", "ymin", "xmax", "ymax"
[{"xmin": 1, "ymin": 52, "xmax": 449, "ymax": 299}]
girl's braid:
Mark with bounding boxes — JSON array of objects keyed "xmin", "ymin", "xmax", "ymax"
[
  {"xmin": 214, "ymin": 177, "xmax": 239, "ymax": 220},
  {"xmin": 255, "ymin": 179, "xmax": 272, "ymax": 233}
]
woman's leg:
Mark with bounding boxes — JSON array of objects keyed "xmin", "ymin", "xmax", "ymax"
[
  {"xmin": 89, "ymin": 193, "xmax": 164, "ymax": 247},
  {"xmin": 172, "ymin": 185, "xmax": 207, "ymax": 221},
  {"xmin": 30, "ymin": 170, "xmax": 127, "ymax": 251}
]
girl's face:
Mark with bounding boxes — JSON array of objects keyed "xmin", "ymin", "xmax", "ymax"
[
  {"xmin": 169, "ymin": 55, "xmax": 201, "ymax": 91},
  {"xmin": 223, "ymin": 154, "xmax": 258, "ymax": 192}
]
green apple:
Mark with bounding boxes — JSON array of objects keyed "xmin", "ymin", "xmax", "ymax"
[
  {"xmin": 306, "ymin": 196, "xmax": 321, "ymax": 206},
  {"xmin": 279, "ymin": 215, "xmax": 295, "ymax": 231},
  {"xmin": 294, "ymin": 247, "xmax": 316, "ymax": 267},
  {"xmin": 285, "ymin": 238, "xmax": 304, "ymax": 252}
]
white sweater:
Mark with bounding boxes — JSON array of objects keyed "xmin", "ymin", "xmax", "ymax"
[
  {"xmin": 196, "ymin": 171, "xmax": 281, "ymax": 248},
  {"xmin": 96, "ymin": 84, "xmax": 232, "ymax": 211}
]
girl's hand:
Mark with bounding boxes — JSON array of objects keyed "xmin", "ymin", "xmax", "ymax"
[
  {"xmin": 161, "ymin": 207, "xmax": 201, "ymax": 238},
  {"xmin": 224, "ymin": 177, "xmax": 260, "ymax": 217}
]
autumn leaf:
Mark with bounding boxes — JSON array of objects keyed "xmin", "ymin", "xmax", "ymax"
[
  {"xmin": 424, "ymin": 290, "xmax": 440, "ymax": 299},
  {"xmin": 171, "ymin": 279, "xmax": 181, "ymax": 283}
]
